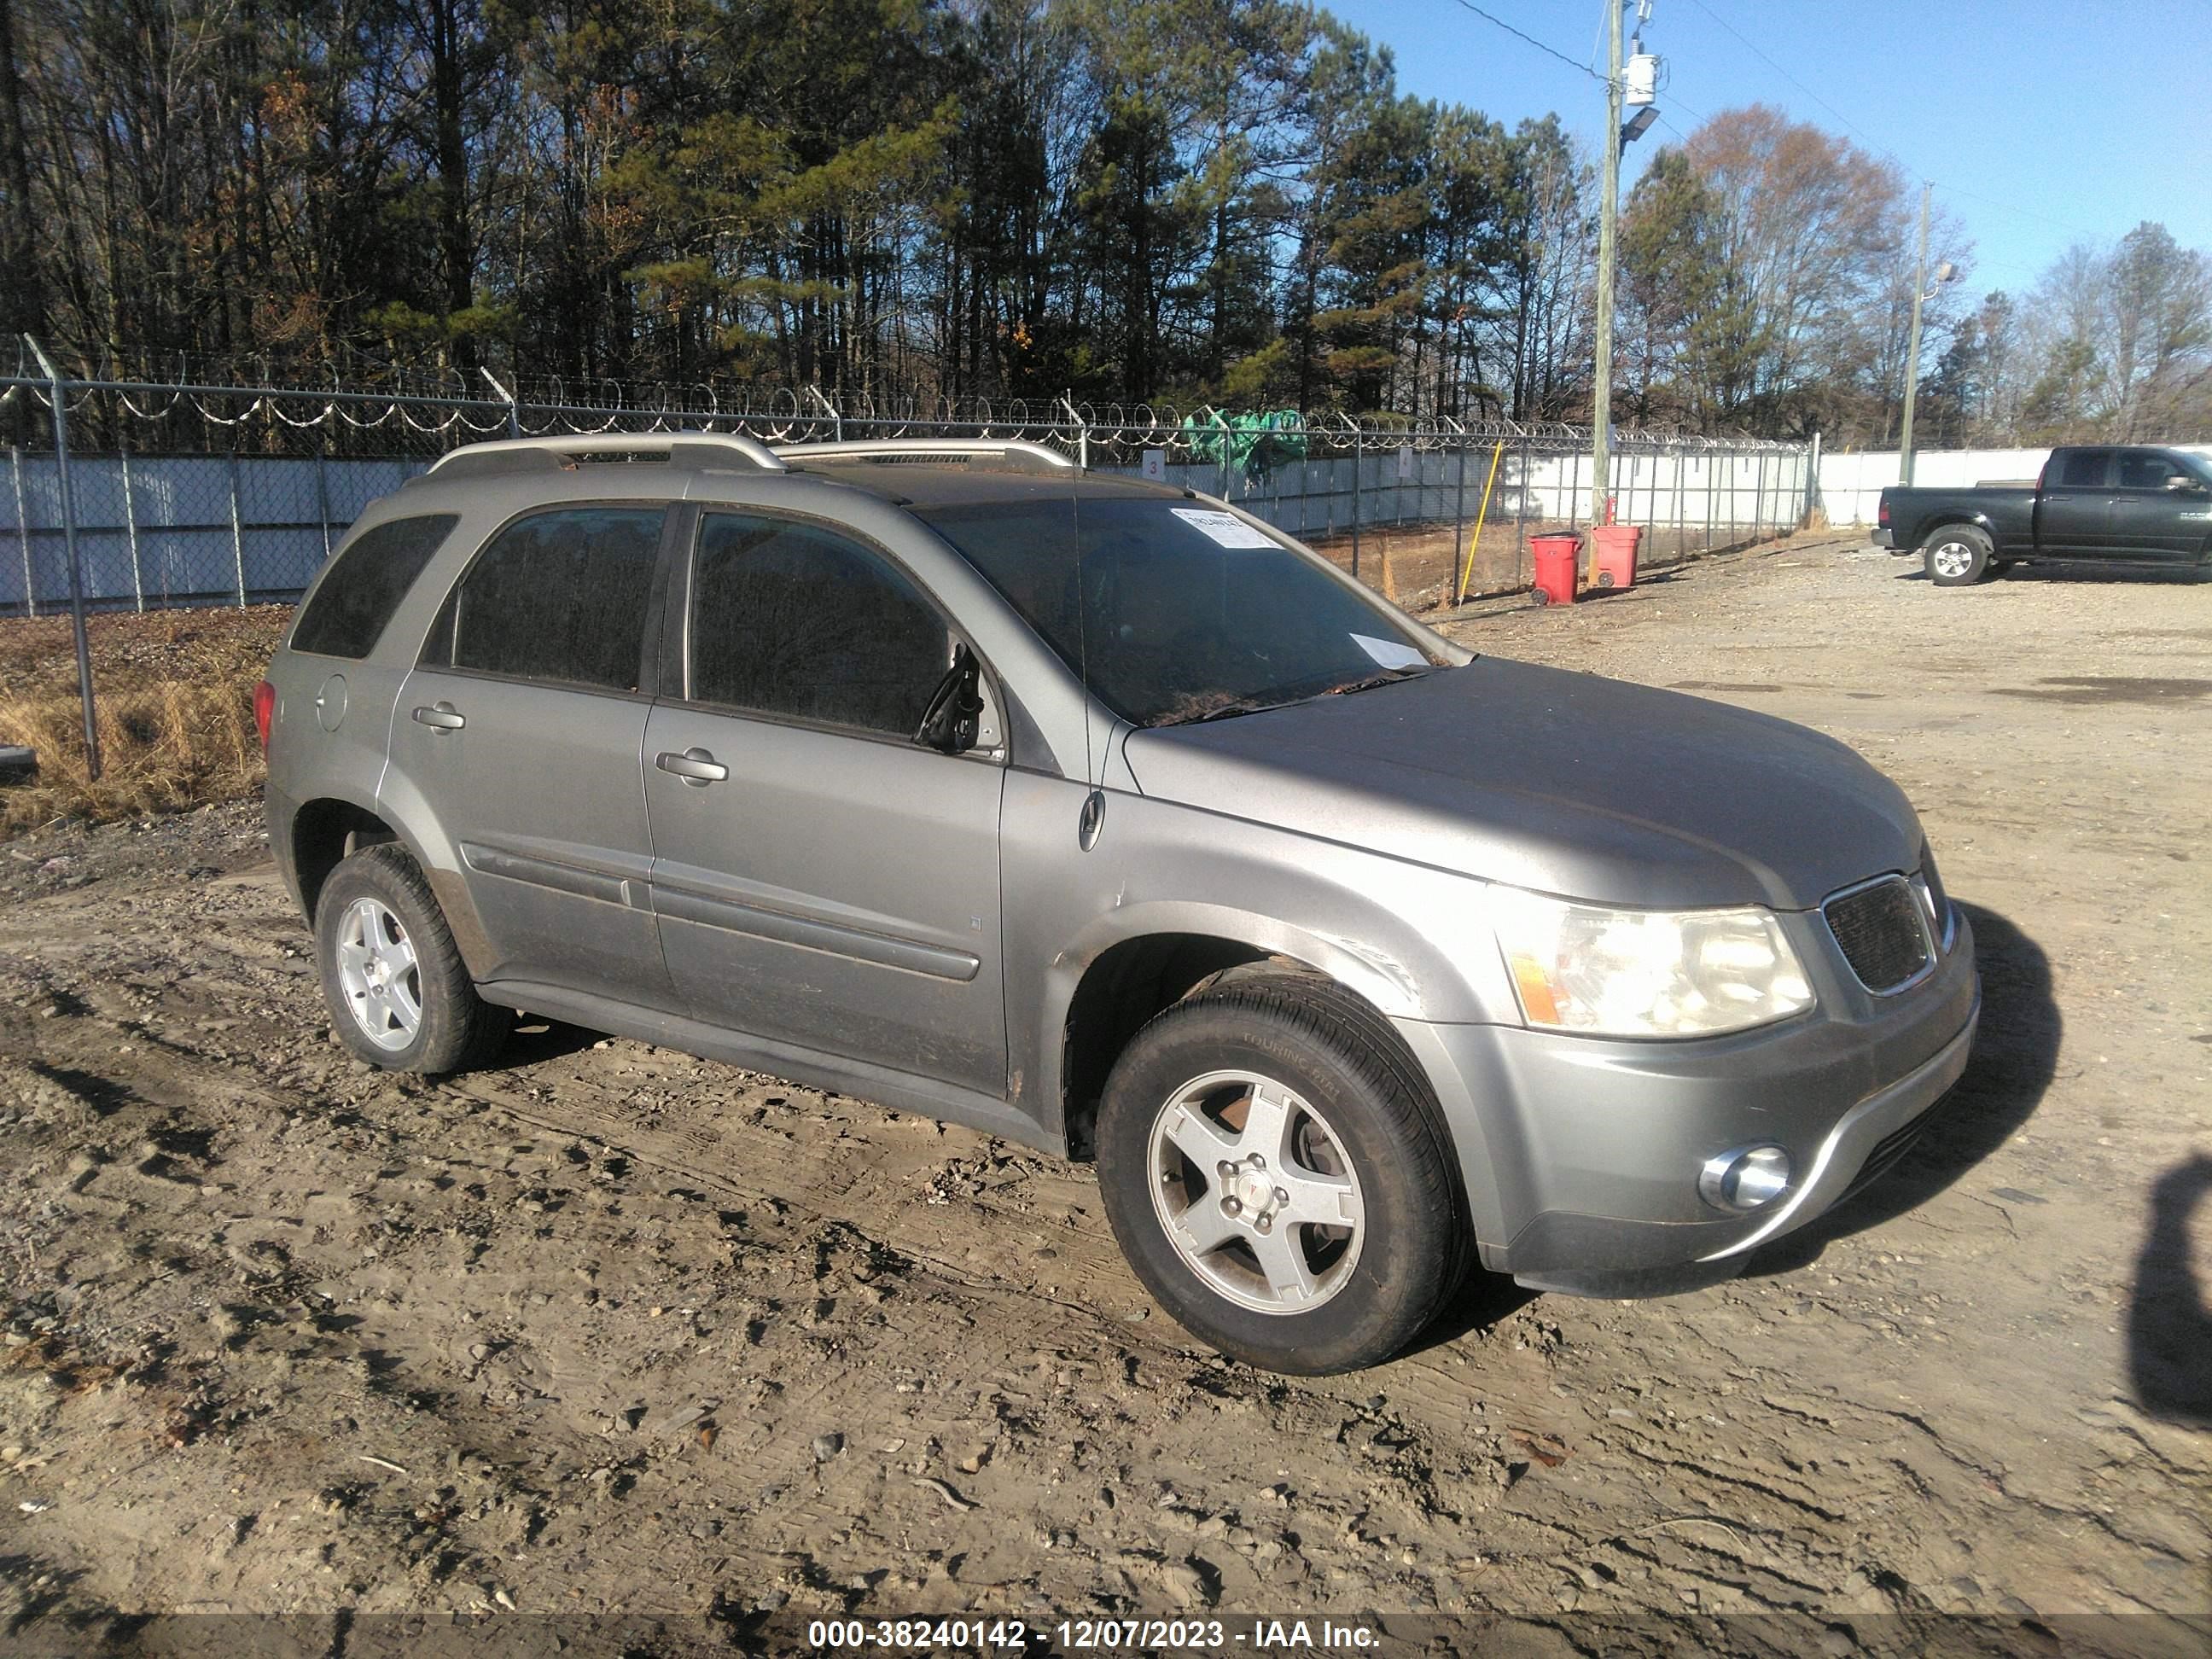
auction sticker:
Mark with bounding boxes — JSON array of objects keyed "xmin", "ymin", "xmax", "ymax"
[{"xmin": 1172, "ymin": 508, "xmax": 1277, "ymax": 548}]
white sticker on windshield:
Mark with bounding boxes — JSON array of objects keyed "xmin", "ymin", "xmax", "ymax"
[
  {"xmin": 1350, "ymin": 633, "xmax": 1428, "ymax": 670},
  {"xmin": 1171, "ymin": 507, "xmax": 1278, "ymax": 548}
]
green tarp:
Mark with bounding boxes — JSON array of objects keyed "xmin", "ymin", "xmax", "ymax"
[{"xmin": 1179, "ymin": 410, "xmax": 1309, "ymax": 481}]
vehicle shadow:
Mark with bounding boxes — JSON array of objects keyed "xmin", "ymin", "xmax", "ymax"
[
  {"xmin": 2127, "ymin": 1155, "xmax": 2212, "ymax": 1429},
  {"xmin": 1743, "ymin": 900, "xmax": 2059, "ymax": 1277},
  {"xmin": 496, "ymin": 1015, "xmax": 605, "ymax": 1068},
  {"xmin": 1895, "ymin": 562, "xmax": 2203, "ymax": 586}
]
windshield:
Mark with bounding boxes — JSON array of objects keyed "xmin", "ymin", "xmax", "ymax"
[{"xmin": 917, "ymin": 495, "xmax": 1447, "ymax": 726}]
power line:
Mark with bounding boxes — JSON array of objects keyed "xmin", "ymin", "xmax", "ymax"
[
  {"xmin": 1675, "ymin": 0, "xmax": 1895, "ymax": 166},
  {"xmin": 1447, "ymin": 0, "xmax": 1607, "ymax": 83},
  {"xmin": 1672, "ymin": 0, "xmax": 2111, "ymax": 269}
]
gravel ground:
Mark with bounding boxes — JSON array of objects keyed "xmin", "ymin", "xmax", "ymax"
[{"xmin": 0, "ymin": 534, "xmax": 2206, "ymax": 1655}]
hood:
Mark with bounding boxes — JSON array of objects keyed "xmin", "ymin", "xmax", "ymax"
[{"xmin": 1121, "ymin": 657, "xmax": 1923, "ymax": 911}]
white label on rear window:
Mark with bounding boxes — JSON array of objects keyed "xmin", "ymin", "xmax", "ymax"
[
  {"xmin": 1350, "ymin": 633, "xmax": 1427, "ymax": 669},
  {"xmin": 1172, "ymin": 508, "xmax": 1277, "ymax": 548}
]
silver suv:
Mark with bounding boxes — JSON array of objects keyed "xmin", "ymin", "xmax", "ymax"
[{"xmin": 260, "ymin": 434, "xmax": 1979, "ymax": 1373}]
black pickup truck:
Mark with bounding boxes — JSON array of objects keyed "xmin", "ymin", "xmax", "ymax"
[{"xmin": 1876, "ymin": 445, "xmax": 2212, "ymax": 586}]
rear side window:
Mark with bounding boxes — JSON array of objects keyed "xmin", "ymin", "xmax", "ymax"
[
  {"xmin": 2057, "ymin": 451, "xmax": 2110, "ymax": 488},
  {"xmin": 289, "ymin": 514, "xmax": 457, "ymax": 658},
  {"xmin": 689, "ymin": 513, "xmax": 950, "ymax": 736},
  {"xmin": 423, "ymin": 507, "xmax": 665, "ymax": 692}
]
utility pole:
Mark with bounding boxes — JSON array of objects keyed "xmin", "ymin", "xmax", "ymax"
[
  {"xmin": 1898, "ymin": 182, "xmax": 1932, "ymax": 486},
  {"xmin": 1897, "ymin": 184, "xmax": 1957, "ymax": 486},
  {"xmin": 1588, "ymin": 0, "xmax": 1624, "ymax": 579}
]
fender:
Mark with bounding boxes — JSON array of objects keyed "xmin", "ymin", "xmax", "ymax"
[
  {"xmin": 1906, "ymin": 508, "xmax": 2004, "ymax": 551},
  {"xmin": 370, "ymin": 754, "xmax": 500, "ymax": 978}
]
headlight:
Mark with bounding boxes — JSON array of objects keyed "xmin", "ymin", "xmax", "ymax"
[{"xmin": 1492, "ymin": 888, "xmax": 1815, "ymax": 1038}]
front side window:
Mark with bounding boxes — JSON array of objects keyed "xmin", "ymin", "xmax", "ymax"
[
  {"xmin": 917, "ymin": 494, "xmax": 1444, "ymax": 727},
  {"xmin": 290, "ymin": 513, "xmax": 457, "ymax": 659},
  {"xmin": 426, "ymin": 507, "xmax": 665, "ymax": 691},
  {"xmin": 689, "ymin": 513, "xmax": 951, "ymax": 737},
  {"xmin": 2117, "ymin": 452, "xmax": 2185, "ymax": 491}
]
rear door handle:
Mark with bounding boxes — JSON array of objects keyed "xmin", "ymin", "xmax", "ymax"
[
  {"xmin": 411, "ymin": 701, "xmax": 465, "ymax": 731},
  {"xmin": 656, "ymin": 747, "xmax": 728, "ymax": 785}
]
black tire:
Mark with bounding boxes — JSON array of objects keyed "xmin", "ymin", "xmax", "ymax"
[
  {"xmin": 1094, "ymin": 972, "xmax": 1465, "ymax": 1374},
  {"xmin": 1924, "ymin": 525, "xmax": 1993, "ymax": 586},
  {"xmin": 314, "ymin": 843, "xmax": 507, "ymax": 1074}
]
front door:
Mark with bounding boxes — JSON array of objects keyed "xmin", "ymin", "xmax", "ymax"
[
  {"xmin": 2109, "ymin": 452, "xmax": 2210, "ymax": 558},
  {"xmin": 643, "ymin": 509, "xmax": 1008, "ymax": 1097},
  {"xmin": 385, "ymin": 504, "xmax": 673, "ymax": 1004},
  {"xmin": 2037, "ymin": 448, "xmax": 2114, "ymax": 554}
]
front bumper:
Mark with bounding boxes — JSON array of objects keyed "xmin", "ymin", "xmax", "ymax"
[{"xmin": 1395, "ymin": 905, "xmax": 1978, "ymax": 1295}]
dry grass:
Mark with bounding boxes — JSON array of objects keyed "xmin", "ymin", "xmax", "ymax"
[{"xmin": 0, "ymin": 606, "xmax": 289, "ymax": 837}]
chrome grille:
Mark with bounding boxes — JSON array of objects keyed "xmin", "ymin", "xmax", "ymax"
[{"xmin": 1824, "ymin": 875, "xmax": 1933, "ymax": 994}]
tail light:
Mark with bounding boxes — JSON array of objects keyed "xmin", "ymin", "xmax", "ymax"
[
  {"xmin": 1877, "ymin": 498, "xmax": 1890, "ymax": 527},
  {"xmin": 254, "ymin": 679, "xmax": 276, "ymax": 751}
]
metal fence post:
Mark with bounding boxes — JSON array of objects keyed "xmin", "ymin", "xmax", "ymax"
[
  {"xmin": 1058, "ymin": 395, "xmax": 1089, "ymax": 471},
  {"xmin": 1673, "ymin": 446, "xmax": 1685, "ymax": 561},
  {"xmin": 1754, "ymin": 451, "xmax": 1768, "ymax": 542},
  {"xmin": 1705, "ymin": 451, "xmax": 1715, "ymax": 550},
  {"xmin": 1514, "ymin": 435, "xmax": 1529, "ymax": 585},
  {"xmin": 1350, "ymin": 428, "xmax": 1363, "ymax": 580},
  {"xmin": 481, "ymin": 367, "xmax": 522, "ymax": 438},
  {"xmin": 24, "ymin": 336, "xmax": 100, "ymax": 779},
  {"xmin": 1450, "ymin": 431, "xmax": 1469, "ymax": 608},
  {"xmin": 228, "ymin": 446, "xmax": 247, "ymax": 606},
  {"xmin": 10, "ymin": 443, "xmax": 32, "ymax": 619},
  {"xmin": 315, "ymin": 440, "xmax": 335, "ymax": 565},
  {"xmin": 121, "ymin": 445, "xmax": 143, "ymax": 610}
]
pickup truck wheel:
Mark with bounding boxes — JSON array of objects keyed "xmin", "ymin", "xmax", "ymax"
[
  {"xmin": 1094, "ymin": 975, "xmax": 1463, "ymax": 1374},
  {"xmin": 1924, "ymin": 527, "xmax": 1993, "ymax": 586},
  {"xmin": 315, "ymin": 844, "xmax": 507, "ymax": 1074}
]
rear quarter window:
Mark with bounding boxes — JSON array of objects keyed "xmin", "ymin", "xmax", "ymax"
[{"xmin": 288, "ymin": 514, "xmax": 459, "ymax": 659}]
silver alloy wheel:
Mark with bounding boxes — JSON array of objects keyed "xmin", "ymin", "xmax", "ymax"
[
  {"xmin": 1930, "ymin": 539, "xmax": 1976, "ymax": 579},
  {"xmin": 335, "ymin": 896, "xmax": 422, "ymax": 1051},
  {"xmin": 1147, "ymin": 1069, "xmax": 1367, "ymax": 1315}
]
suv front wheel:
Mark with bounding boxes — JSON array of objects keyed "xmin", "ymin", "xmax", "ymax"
[
  {"xmin": 1096, "ymin": 973, "xmax": 1464, "ymax": 1374},
  {"xmin": 315, "ymin": 844, "xmax": 507, "ymax": 1074}
]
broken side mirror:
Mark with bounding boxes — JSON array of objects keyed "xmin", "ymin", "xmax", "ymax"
[{"xmin": 917, "ymin": 643, "xmax": 985, "ymax": 755}]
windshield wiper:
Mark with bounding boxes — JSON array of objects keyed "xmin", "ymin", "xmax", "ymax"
[
  {"xmin": 1324, "ymin": 666, "xmax": 1432, "ymax": 696},
  {"xmin": 1153, "ymin": 696, "xmax": 1287, "ymax": 727}
]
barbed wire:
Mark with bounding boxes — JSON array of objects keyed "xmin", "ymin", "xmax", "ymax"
[{"xmin": 0, "ymin": 369, "xmax": 1811, "ymax": 458}]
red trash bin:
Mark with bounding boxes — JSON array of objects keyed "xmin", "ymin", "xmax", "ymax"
[
  {"xmin": 1589, "ymin": 524, "xmax": 1642, "ymax": 590},
  {"xmin": 1528, "ymin": 532, "xmax": 1580, "ymax": 606}
]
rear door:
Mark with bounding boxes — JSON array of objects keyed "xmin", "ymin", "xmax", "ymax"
[
  {"xmin": 2109, "ymin": 451, "xmax": 2210, "ymax": 558},
  {"xmin": 385, "ymin": 504, "xmax": 676, "ymax": 1004},
  {"xmin": 642, "ymin": 509, "xmax": 1009, "ymax": 1097},
  {"xmin": 2036, "ymin": 448, "xmax": 2115, "ymax": 554}
]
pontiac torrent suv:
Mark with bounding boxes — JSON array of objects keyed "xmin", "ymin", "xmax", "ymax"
[{"xmin": 260, "ymin": 433, "xmax": 1979, "ymax": 1374}]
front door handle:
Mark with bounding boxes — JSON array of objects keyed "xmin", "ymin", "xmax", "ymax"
[
  {"xmin": 656, "ymin": 747, "xmax": 728, "ymax": 785},
  {"xmin": 411, "ymin": 701, "xmax": 465, "ymax": 731}
]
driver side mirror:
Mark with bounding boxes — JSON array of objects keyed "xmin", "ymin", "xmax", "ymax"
[
  {"xmin": 2163, "ymin": 473, "xmax": 2206, "ymax": 494},
  {"xmin": 917, "ymin": 643, "xmax": 985, "ymax": 755}
]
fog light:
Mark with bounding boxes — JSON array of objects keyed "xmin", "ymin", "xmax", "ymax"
[{"xmin": 1698, "ymin": 1144, "xmax": 1792, "ymax": 1213}]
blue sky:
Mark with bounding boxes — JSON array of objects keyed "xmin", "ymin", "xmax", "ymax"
[{"xmin": 1320, "ymin": 0, "xmax": 2212, "ymax": 303}]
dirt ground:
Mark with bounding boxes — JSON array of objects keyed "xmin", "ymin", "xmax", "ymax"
[{"xmin": 0, "ymin": 536, "xmax": 2208, "ymax": 1654}]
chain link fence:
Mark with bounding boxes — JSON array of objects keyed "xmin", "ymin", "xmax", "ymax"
[{"xmin": 3, "ymin": 349, "xmax": 1812, "ymax": 621}]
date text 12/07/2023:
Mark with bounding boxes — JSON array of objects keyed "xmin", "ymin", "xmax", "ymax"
[{"xmin": 803, "ymin": 1617, "xmax": 1382, "ymax": 1652}]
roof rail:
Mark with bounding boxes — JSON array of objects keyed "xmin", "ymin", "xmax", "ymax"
[
  {"xmin": 426, "ymin": 431, "xmax": 789, "ymax": 480},
  {"xmin": 774, "ymin": 439, "xmax": 1079, "ymax": 472}
]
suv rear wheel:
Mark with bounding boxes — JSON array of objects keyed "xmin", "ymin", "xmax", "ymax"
[
  {"xmin": 315, "ymin": 844, "xmax": 506, "ymax": 1074},
  {"xmin": 1095, "ymin": 973, "xmax": 1464, "ymax": 1373},
  {"xmin": 1924, "ymin": 525, "xmax": 1993, "ymax": 585}
]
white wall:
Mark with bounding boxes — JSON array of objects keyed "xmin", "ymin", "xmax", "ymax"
[{"xmin": 1818, "ymin": 444, "xmax": 2212, "ymax": 526}]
